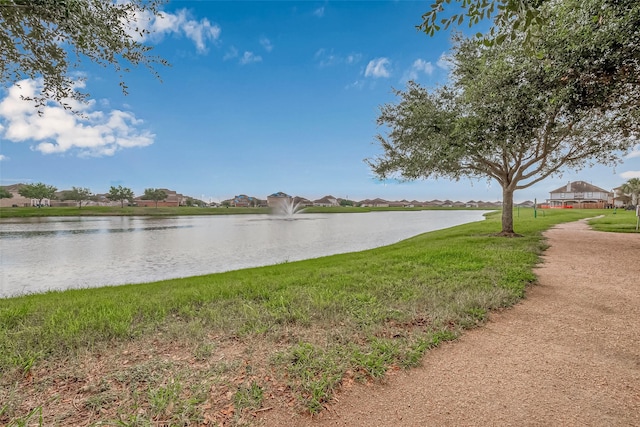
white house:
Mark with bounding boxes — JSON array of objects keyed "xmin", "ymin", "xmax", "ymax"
[{"xmin": 546, "ymin": 181, "xmax": 611, "ymax": 208}]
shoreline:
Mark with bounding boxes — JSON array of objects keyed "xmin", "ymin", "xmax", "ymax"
[
  {"xmin": 1, "ymin": 210, "xmax": 492, "ymax": 298},
  {"xmin": 0, "ymin": 205, "xmax": 494, "ymax": 219}
]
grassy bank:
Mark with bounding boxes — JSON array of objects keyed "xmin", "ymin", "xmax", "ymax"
[{"xmin": 0, "ymin": 209, "xmax": 625, "ymax": 425}]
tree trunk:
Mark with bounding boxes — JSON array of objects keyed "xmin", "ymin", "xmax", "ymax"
[{"xmin": 498, "ymin": 187, "xmax": 520, "ymax": 237}]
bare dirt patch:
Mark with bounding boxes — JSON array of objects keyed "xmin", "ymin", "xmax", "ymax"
[
  {"xmin": 1, "ymin": 331, "xmax": 295, "ymax": 426},
  {"xmin": 260, "ymin": 219, "xmax": 640, "ymax": 426}
]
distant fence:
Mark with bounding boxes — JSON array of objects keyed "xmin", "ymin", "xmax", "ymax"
[{"xmin": 539, "ymin": 202, "xmax": 606, "ymax": 209}]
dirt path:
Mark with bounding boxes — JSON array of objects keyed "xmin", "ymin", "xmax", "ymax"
[{"xmin": 261, "ymin": 219, "xmax": 640, "ymax": 426}]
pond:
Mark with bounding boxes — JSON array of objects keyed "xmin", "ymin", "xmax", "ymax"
[{"xmin": 0, "ymin": 210, "xmax": 489, "ymax": 297}]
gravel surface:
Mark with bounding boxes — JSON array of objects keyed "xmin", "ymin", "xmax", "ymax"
[{"xmin": 261, "ymin": 219, "xmax": 640, "ymax": 426}]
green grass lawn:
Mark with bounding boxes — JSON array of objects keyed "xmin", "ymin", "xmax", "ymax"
[
  {"xmin": 588, "ymin": 208, "xmax": 639, "ymax": 232},
  {"xmin": 0, "ymin": 208, "xmax": 632, "ymax": 424}
]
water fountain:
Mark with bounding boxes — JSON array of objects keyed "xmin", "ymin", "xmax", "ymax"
[{"xmin": 273, "ymin": 197, "xmax": 306, "ymax": 219}]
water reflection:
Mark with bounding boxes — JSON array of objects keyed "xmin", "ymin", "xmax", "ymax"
[
  {"xmin": 0, "ymin": 225, "xmax": 193, "ymax": 239},
  {"xmin": 0, "ymin": 211, "xmax": 489, "ymax": 297}
]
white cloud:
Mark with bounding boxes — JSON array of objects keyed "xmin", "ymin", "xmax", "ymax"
[
  {"xmin": 260, "ymin": 37, "xmax": 273, "ymax": 52},
  {"xmin": 436, "ymin": 52, "xmax": 453, "ymax": 70},
  {"xmin": 223, "ymin": 46, "xmax": 239, "ymax": 61},
  {"xmin": 315, "ymin": 49, "xmax": 362, "ymax": 67},
  {"xmin": 0, "ymin": 154, "xmax": 7, "ymax": 161},
  {"xmin": 314, "ymin": 6, "xmax": 325, "ymax": 18},
  {"xmin": 0, "ymin": 79, "xmax": 154, "ymax": 157},
  {"xmin": 345, "ymin": 80, "xmax": 364, "ymax": 90},
  {"xmin": 130, "ymin": 9, "xmax": 221, "ymax": 54},
  {"xmin": 315, "ymin": 48, "xmax": 337, "ymax": 67},
  {"xmin": 412, "ymin": 59, "xmax": 435, "ymax": 75},
  {"xmin": 620, "ymin": 170, "xmax": 640, "ymax": 179},
  {"xmin": 365, "ymin": 58, "xmax": 391, "ymax": 78},
  {"xmin": 402, "ymin": 58, "xmax": 435, "ymax": 82},
  {"xmin": 346, "ymin": 54, "xmax": 362, "ymax": 65},
  {"xmin": 240, "ymin": 51, "xmax": 262, "ymax": 65}
]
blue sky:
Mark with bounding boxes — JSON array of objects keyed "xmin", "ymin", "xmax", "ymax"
[{"xmin": 1, "ymin": 1, "xmax": 638, "ymax": 204}]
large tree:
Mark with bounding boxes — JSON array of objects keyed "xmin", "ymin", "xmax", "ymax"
[
  {"xmin": 419, "ymin": 0, "xmax": 639, "ymax": 114},
  {"xmin": 107, "ymin": 185, "xmax": 134, "ymax": 208},
  {"xmin": 18, "ymin": 182, "xmax": 57, "ymax": 207},
  {"xmin": 0, "ymin": 0, "xmax": 167, "ymax": 110},
  {"xmin": 620, "ymin": 178, "xmax": 640, "ymax": 206},
  {"xmin": 62, "ymin": 186, "xmax": 93, "ymax": 209},
  {"xmin": 368, "ymin": 37, "xmax": 638, "ymax": 235},
  {"xmin": 419, "ymin": 0, "xmax": 639, "ymax": 50},
  {"xmin": 142, "ymin": 188, "xmax": 167, "ymax": 208}
]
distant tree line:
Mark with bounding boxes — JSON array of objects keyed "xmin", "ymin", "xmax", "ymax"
[{"xmin": 0, "ymin": 183, "xmax": 168, "ymax": 208}]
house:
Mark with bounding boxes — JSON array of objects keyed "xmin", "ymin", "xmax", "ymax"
[
  {"xmin": 358, "ymin": 198, "xmax": 390, "ymax": 207},
  {"xmin": 388, "ymin": 199, "xmax": 412, "ymax": 207},
  {"xmin": 612, "ymin": 187, "xmax": 630, "ymax": 207},
  {"xmin": 51, "ymin": 190, "xmax": 80, "ymax": 207},
  {"xmin": 313, "ymin": 195, "xmax": 339, "ymax": 207},
  {"xmin": 0, "ymin": 184, "xmax": 29, "ymax": 207},
  {"xmin": 546, "ymin": 181, "xmax": 611, "ymax": 208},
  {"xmin": 92, "ymin": 193, "xmax": 124, "ymax": 207},
  {"xmin": 226, "ymin": 194, "xmax": 261, "ymax": 208},
  {"xmin": 293, "ymin": 196, "xmax": 313, "ymax": 207},
  {"xmin": 135, "ymin": 188, "xmax": 186, "ymax": 207},
  {"xmin": 267, "ymin": 192, "xmax": 292, "ymax": 208}
]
